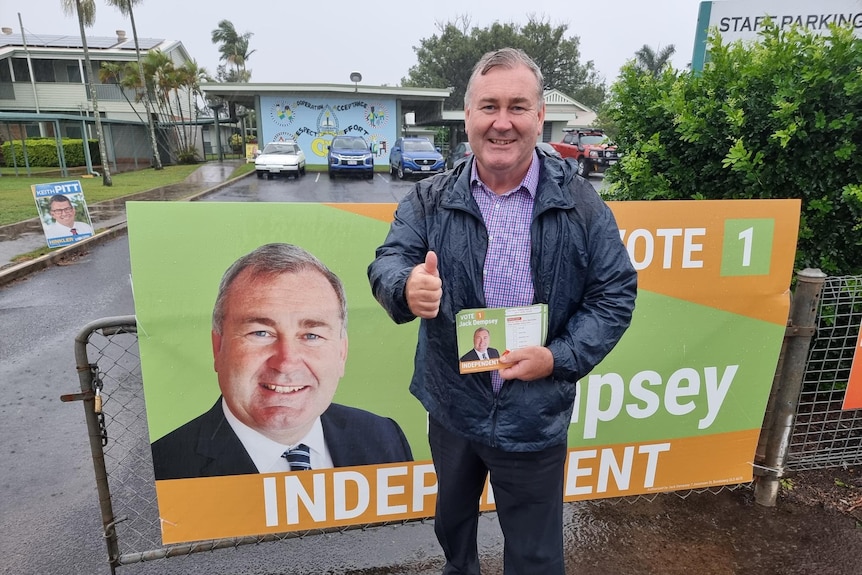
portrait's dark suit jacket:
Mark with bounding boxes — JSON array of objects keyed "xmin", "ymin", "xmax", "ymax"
[
  {"xmin": 151, "ymin": 399, "xmax": 413, "ymax": 480},
  {"xmin": 459, "ymin": 347, "xmax": 500, "ymax": 362}
]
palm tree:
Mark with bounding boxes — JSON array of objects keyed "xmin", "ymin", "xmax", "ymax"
[
  {"xmin": 177, "ymin": 60, "xmax": 210, "ymax": 153},
  {"xmin": 141, "ymin": 51, "xmax": 209, "ymax": 162},
  {"xmin": 98, "ymin": 61, "xmax": 148, "ymax": 123},
  {"xmin": 106, "ymin": 0, "xmax": 163, "ymax": 169},
  {"xmin": 634, "ymin": 44, "xmax": 677, "ymax": 78},
  {"xmin": 62, "ymin": 0, "xmax": 112, "ymax": 185},
  {"xmin": 144, "ymin": 50, "xmax": 186, "ymax": 155},
  {"xmin": 211, "ymin": 20, "xmax": 255, "ymax": 81}
]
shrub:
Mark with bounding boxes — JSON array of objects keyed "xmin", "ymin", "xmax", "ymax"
[
  {"xmin": 176, "ymin": 147, "xmax": 199, "ymax": 164},
  {"xmin": 604, "ymin": 23, "xmax": 862, "ymax": 275},
  {"xmin": 1, "ymin": 138, "xmax": 101, "ymax": 168}
]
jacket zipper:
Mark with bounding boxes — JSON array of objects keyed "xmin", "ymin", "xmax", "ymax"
[{"xmin": 490, "ymin": 388, "xmax": 499, "ymax": 448}]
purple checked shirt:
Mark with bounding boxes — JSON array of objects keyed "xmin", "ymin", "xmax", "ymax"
[{"xmin": 471, "ymin": 152, "xmax": 540, "ymax": 393}]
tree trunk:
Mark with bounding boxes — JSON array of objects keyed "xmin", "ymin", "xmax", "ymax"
[
  {"xmin": 128, "ymin": 6, "xmax": 162, "ymax": 169},
  {"xmin": 76, "ymin": 1, "xmax": 112, "ymax": 185}
]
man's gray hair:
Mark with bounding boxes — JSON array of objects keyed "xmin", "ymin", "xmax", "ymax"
[
  {"xmin": 212, "ymin": 243, "xmax": 347, "ymax": 334},
  {"xmin": 464, "ymin": 48, "xmax": 545, "ymax": 109}
]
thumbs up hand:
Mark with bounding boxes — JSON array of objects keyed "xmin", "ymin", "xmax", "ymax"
[{"xmin": 406, "ymin": 251, "xmax": 443, "ymax": 318}]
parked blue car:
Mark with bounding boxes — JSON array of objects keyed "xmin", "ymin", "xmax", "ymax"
[
  {"xmin": 389, "ymin": 137, "xmax": 445, "ymax": 180},
  {"xmin": 328, "ymin": 135, "xmax": 374, "ymax": 179}
]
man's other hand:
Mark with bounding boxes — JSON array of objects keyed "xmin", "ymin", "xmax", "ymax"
[{"xmin": 406, "ymin": 251, "xmax": 443, "ymax": 318}]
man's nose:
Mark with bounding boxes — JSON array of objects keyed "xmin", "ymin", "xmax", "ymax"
[
  {"xmin": 491, "ymin": 109, "xmax": 514, "ymax": 130},
  {"xmin": 267, "ymin": 339, "xmax": 300, "ymax": 370}
]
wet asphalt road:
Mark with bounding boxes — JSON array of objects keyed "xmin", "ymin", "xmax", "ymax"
[
  {"xmin": 199, "ymin": 167, "xmax": 605, "ymax": 204},
  {"xmin": 1, "ymin": 168, "xmax": 860, "ymax": 575}
]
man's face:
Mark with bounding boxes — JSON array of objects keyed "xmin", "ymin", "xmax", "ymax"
[
  {"xmin": 50, "ymin": 200, "xmax": 76, "ymax": 227},
  {"xmin": 473, "ymin": 330, "xmax": 490, "ymax": 353},
  {"xmin": 464, "ymin": 63, "xmax": 545, "ymax": 186},
  {"xmin": 212, "ymin": 268, "xmax": 347, "ymax": 445}
]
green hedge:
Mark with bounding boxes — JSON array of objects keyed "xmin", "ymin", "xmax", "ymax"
[{"xmin": 1, "ymin": 138, "xmax": 101, "ymax": 167}]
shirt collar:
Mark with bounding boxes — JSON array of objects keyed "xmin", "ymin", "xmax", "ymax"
[
  {"xmin": 222, "ymin": 398, "xmax": 328, "ymax": 473},
  {"xmin": 470, "ymin": 150, "xmax": 540, "ymax": 198}
]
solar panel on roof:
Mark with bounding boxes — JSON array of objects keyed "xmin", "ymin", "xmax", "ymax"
[
  {"xmin": 43, "ymin": 35, "xmax": 83, "ymax": 48},
  {"xmin": 136, "ymin": 38, "xmax": 162, "ymax": 50},
  {"xmin": 85, "ymin": 38, "xmax": 120, "ymax": 48},
  {"xmin": 0, "ymin": 32, "xmax": 165, "ymax": 50}
]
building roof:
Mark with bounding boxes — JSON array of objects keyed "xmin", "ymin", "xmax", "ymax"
[
  {"xmin": 0, "ymin": 31, "xmax": 190, "ymax": 62},
  {"xmin": 201, "ymin": 82, "xmax": 452, "ymax": 123}
]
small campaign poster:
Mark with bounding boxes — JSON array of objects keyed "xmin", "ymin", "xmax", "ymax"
[
  {"xmin": 32, "ymin": 180, "xmax": 95, "ymax": 248},
  {"xmin": 456, "ymin": 305, "xmax": 548, "ymax": 374}
]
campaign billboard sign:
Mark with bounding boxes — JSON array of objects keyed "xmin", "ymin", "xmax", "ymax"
[{"xmin": 128, "ymin": 199, "xmax": 799, "ymax": 544}]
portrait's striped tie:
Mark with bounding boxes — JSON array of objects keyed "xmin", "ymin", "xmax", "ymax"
[{"xmin": 282, "ymin": 444, "xmax": 311, "ymax": 471}]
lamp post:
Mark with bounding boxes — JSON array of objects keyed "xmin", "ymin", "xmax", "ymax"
[
  {"xmin": 350, "ymin": 71, "xmax": 362, "ymax": 93},
  {"xmin": 208, "ymin": 98, "xmax": 224, "ymax": 162}
]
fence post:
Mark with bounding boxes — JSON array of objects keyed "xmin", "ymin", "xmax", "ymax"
[{"xmin": 754, "ymin": 268, "xmax": 826, "ymax": 507}]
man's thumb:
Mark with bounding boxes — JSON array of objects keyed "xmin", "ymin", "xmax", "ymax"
[{"xmin": 424, "ymin": 251, "xmax": 439, "ymax": 277}]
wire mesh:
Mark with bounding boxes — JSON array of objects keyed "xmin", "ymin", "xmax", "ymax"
[{"xmin": 789, "ymin": 275, "xmax": 862, "ymax": 470}]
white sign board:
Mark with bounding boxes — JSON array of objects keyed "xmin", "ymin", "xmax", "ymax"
[{"xmin": 692, "ymin": 0, "xmax": 862, "ymax": 70}]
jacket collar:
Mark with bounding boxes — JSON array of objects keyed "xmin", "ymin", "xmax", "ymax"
[{"xmin": 439, "ymin": 153, "xmax": 580, "ymax": 216}]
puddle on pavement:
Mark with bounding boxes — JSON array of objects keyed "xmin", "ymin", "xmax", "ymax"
[{"xmin": 346, "ymin": 483, "xmax": 862, "ymax": 575}]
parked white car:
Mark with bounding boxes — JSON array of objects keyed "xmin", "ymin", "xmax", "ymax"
[{"xmin": 255, "ymin": 141, "xmax": 306, "ymax": 179}]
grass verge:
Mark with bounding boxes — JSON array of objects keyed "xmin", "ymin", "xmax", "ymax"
[{"xmin": 0, "ymin": 162, "xmax": 252, "ymax": 227}]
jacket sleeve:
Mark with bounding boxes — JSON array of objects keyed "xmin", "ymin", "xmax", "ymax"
[
  {"xmin": 548, "ymin": 191, "xmax": 638, "ymax": 382},
  {"xmin": 367, "ymin": 190, "xmax": 431, "ymax": 324}
]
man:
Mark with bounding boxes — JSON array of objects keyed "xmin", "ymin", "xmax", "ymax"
[
  {"xmin": 459, "ymin": 327, "xmax": 500, "ymax": 362},
  {"xmin": 368, "ymin": 48, "xmax": 637, "ymax": 574},
  {"xmin": 43, "ymin": 194, "xmax": 94, "ymax": 239},
  {"xmin": 152, "ymin": 243, "xmax": 413, "ymax": 480}
]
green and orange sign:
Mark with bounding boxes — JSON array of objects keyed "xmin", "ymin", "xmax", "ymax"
[{"xmin": 128, "ymin": 199, "xmax": 800, "ymax": 544}]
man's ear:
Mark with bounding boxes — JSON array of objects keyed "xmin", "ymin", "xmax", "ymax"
[
  {"xmin": 338, "ymin": 335, "xmax": 348, "ymax": 378},
  {"xmin": 211, "ymin": 330, "xmax": 222, "ymax": 372}
]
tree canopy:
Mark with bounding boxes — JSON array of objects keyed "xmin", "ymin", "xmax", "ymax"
[
  {"xmin": 211, "ymin": 19, "xmax": 254, "ymax": 82},
  {"xmin": 401, "ymin": 15, "xmax": 606, "ymax": 110},
  {"xmin": 604, "ymin": 22, "xmax": 862, "ymax": 275},
  {"xmin": 633, "ymin": 44, "xmax": 677, "ymax": 78}
]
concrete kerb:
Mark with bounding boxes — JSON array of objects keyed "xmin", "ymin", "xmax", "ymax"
[{"xmin": 0, "ymin": 170, "xmax": 254, "ymax": 288}]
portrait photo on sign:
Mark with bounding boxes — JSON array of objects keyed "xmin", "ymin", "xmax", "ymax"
[{"xmin": 31, "ymin": 180, "xmax": 94, "ymax": 248}]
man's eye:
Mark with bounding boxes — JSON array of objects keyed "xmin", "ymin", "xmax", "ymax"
[
  {"xmin": 511, "ymin": 106, "xmax": 526, "ymax": 113},
  {"xmin": 250, "ymin": 330, "xmax": 272, "ymax": 338},
  {"xmin": 303, "ymin": 333, "xmax": 322, "ymax": 341}
]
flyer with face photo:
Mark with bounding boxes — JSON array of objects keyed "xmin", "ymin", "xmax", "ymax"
[{"xmin": 456, "ymin": 304, "xmax": 548, "ymax": 374}]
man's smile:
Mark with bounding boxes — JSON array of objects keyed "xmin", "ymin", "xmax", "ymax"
[{"xmin": 261, "ymin": 383, "xmax": 307, "ymax": 394}]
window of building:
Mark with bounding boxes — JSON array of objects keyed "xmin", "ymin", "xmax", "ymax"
[
  {"xmin": 0, "ymin": 59, "xmax": 12, "ymax": 83},
  {"xmin": 32, "ymin": 59, "xmax": 56, "ymax": 82},
  {"xmin": 67, "ymin": 64, "xmax": 82, "ymax": 83},
  {"xmin": 11, "ymin": 58, "xmax": 30, "ymax": 82}
]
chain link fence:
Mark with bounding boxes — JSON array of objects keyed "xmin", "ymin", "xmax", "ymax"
[
  {"xmin": 67, "ymin": 273, "xmax": 862, "ymax": 572},
  {"xmin": 788, "ymin": 275, "xmax": 862, "ymax": 470}
]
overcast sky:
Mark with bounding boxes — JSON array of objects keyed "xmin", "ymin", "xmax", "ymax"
[{"xmin": 3, "ymin": 0, "xmax": 705, "ymax": 87}]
